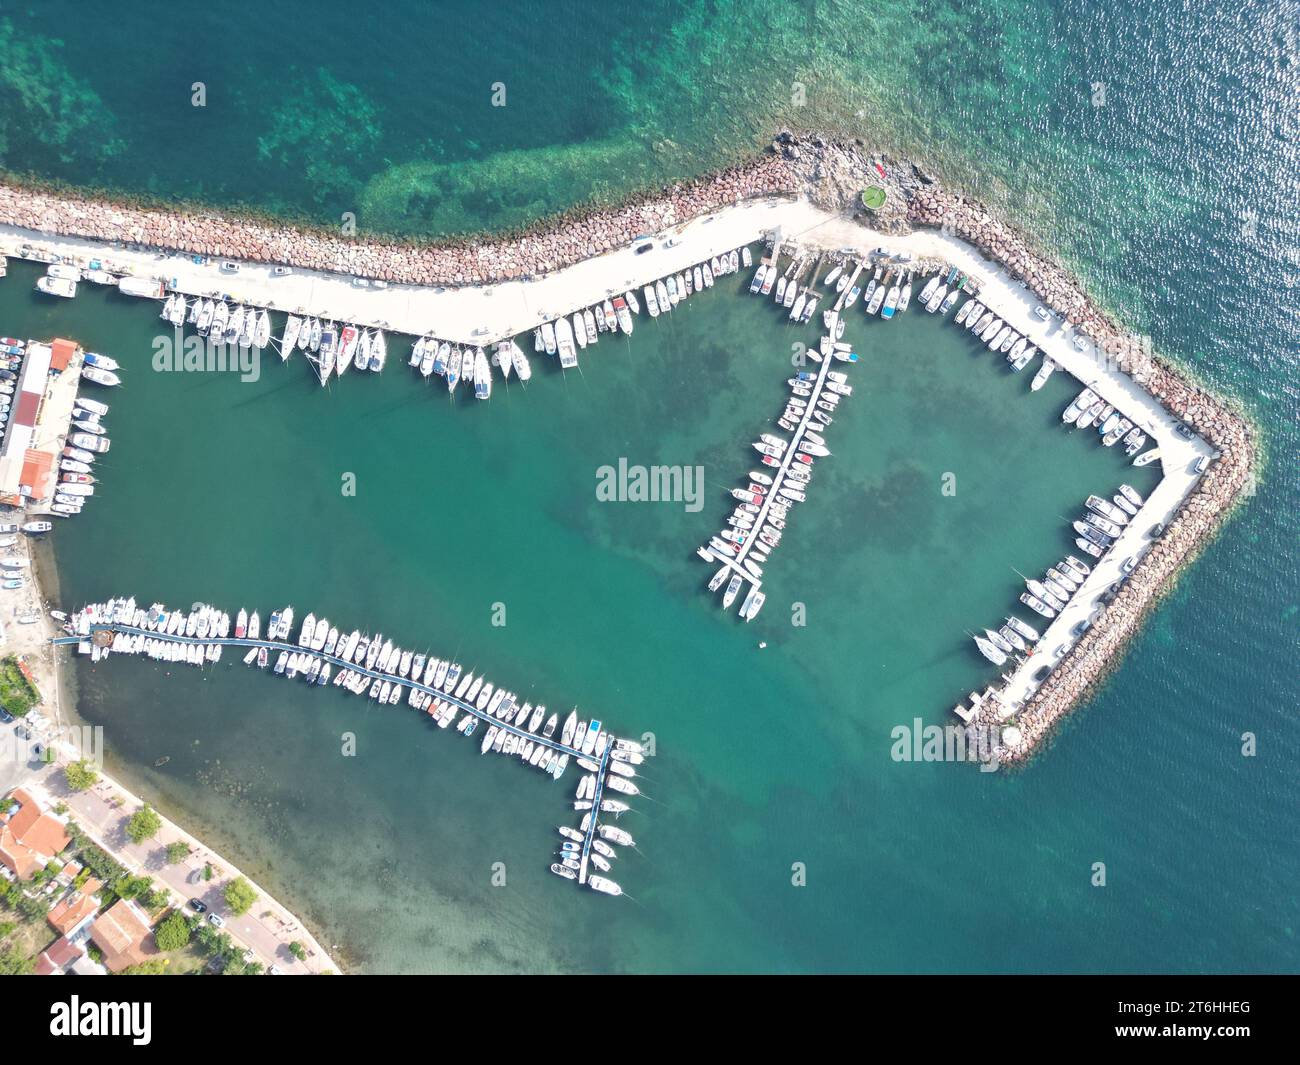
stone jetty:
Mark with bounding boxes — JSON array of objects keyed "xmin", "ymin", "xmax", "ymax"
[
  {"xmin": 0, "ymin": 158, "xmax": 796, "ymax": 287},
  {"xmin": 904, "ymin": 182, "xmax": 1254, "ymax": 764}
]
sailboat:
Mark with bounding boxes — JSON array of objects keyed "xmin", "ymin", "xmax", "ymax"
[
  {"xmin": 280, "ymin": 315, "xmax": 301, "ymax": 360},
  {"xmin": 369, "ymin": 330, "xmax": 387, "ymax": 372}
]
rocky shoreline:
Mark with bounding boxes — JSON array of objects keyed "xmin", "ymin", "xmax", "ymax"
[
  {"xmin": 0, "ymin": 157, "xmax": 796, "ymax": 286},
  {"xmin": 0, "ymin": 133, "xmax": 1254, "ymax": 765}
]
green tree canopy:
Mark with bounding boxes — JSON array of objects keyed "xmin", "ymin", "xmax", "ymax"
[
  {"xmin": 153, "ymin": 912, "xmax": 190, "ymax": 952},
  {"xmin": 222, "ymin": 876, "xmax": 256, "ymax": 917},
  {"xmin": 125, "ymin": 805, "xmax": 162, "ymax": 844}
]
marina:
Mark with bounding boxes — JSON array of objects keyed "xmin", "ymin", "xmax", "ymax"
[
  {"xmin": 0, "ymin": 0, "xmax": 1284, "ymax": 985},
  {"xmin": 0, "ymin": 166, "xmax": 1232, "ymax": 760},
  {"xmin": 56, "ymin": 598, "xmax": 644, "ymax": 897}
]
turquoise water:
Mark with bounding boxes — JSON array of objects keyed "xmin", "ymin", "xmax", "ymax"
[{"xmin": 0, "ymin": 0, "xmax": 1296, "ymax": 972}]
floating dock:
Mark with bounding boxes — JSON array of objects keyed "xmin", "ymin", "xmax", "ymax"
[{"xmin": 54, "ymin": 598, "xmax": 643, "ymax": 896}]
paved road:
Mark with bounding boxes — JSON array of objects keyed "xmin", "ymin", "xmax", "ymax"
[{"xmin": 27, "ymin": 762, "xmax": 336, "ymax": 974}]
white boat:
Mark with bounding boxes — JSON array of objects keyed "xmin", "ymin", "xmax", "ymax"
[
  {"xmin": 918, "ymin": 273, "xmax": 942, "ymax": 305},
  {"xmin": 554, "ymin": 317, "xmax": 578, "ymax": 369},
  {"xmin": 866, "ymin": 275, "xmax": 887, "ymax": 315},
  {"xmin": 254, "ymin": 310, "xmax": 271, "ymax": 349},
  {"xmin": 474, "ymin": 349, "xmax": 492, "ymax": 399},
  {"xmin": 368, "ymin": 330, "xmax": 387, "ymax": 372},
  {"xmin": 974, "ymin": 635, "xmax": 1007, "ymax": 665},
  {"xmin": 1030, "ymin": 357, "xmax": 1055, "ymax": 391},
  {"xmin": 721, "ymin": 574, "xmax": 743, "ymax": 610},
  {"xmin": 613, "ymin": 296, "xmax": 633, "ymax": 333},
  {"xmin": 1133, "ymin": 448, "xmax": 1160, "ymax": 467},
  {"xmin": 280, "ymin": 316, "xmax": 301, "ymax": 360},
  {"xmin": 509, "ymin": 341, "xmax": 531, "ymax": 381},
  {"xmin": 587, "ymin": 876, "xmax": 623, "ymax": 898}
]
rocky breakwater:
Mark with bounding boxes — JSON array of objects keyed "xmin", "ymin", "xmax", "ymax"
[
  {"xmin": 0, "ymin": 156, "xmax": 797, "ymax": 287},
  {"xmin": 908, "ymin": 186, "xmax": 1256, "ymax": 762}
]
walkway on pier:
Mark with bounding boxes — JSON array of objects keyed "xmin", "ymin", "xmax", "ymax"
[
  {"xmin": 56, "ymin": 624, "xmax": 594, "ymax": 762},
  {"xmin": 2, "ymin": 196, "xmax": 817, "ymax": 347},
  {"xmin": 708, "ymin": 309, "xmax": 849, "ymax": 599}
]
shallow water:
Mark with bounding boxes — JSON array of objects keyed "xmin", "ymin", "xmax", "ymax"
[{"xmin": 0, "ymin": 0, "xmax": 1296, "ymax": 972}]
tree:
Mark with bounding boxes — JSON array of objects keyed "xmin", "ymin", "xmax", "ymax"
[
  {"xmin": 223, "ymin": 876, "xmax": 256, "ymax": 917},
  {"xmin": 0, "ymin": 945, "xmax": 33, "ymax": 975},
  {"xmin": 125, "ymin": 805, "xmax": 162, "ymax": 844},
  {"xmin": 153, "ymin": 912, "xmax": 190, "ymax": 952},
  {"xmin": 117, "ymin": 875, "xmax": 152, "ymax": 900},
  {"xmin": 164, "ymin": 841, "xmax": 190, "ymax": 864},
  {"xmin": 288, "ymin": 941, "xmax": 307, "ymax": 961},
  {"xmin": 64, "ymin": 760, "xmax": 99, "ymax": 791}
]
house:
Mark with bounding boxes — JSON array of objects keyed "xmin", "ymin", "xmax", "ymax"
[
  {"xmin": 47, "ymin": 878, "xmax": 103, "ymax": 939},
  {"xmin": 89, "ymin": 898, "xmax": 156, "ymax": 972},
  {"xmin": 0, "ymin": 788, "xmax": 70, "ymax": 878},
  {"xmin": 34, "ymin": 934, "xmax": 107, "ymax": 976}
]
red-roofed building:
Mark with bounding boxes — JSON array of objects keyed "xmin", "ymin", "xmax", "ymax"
[
  {"xmin": 18, "ymin": 449, "xmax": 54, "ymax": 502},
  {"xmin": 0, "ymin": 789, "xmax": 70, "ymax": 879},
  {"xmin": 35, "ymin": 934, "xmax": 86, "ymax": 975},
  {"xmin": 48, "ymin": 887, "xmax": 101, "ymax": 938},
  {"xmin": 49, "ymin": 338, "xmax": 77, "ymax": 373},
  {"xmin": 89, "ymin": 899, "xmax": 155, "ymax": 973}
]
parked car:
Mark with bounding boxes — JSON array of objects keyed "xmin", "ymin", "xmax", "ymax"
[
  {"xmin": 271, "ymin": 266, "xmax": 293, "ymax": 276},
  {"xmin": 0, "ymin": 707, "xmax": 13, "ymax": 724},
  {"xmin": 207, "ymin": 912, "xmax": 224, "ymax": 928},
  {"xmin": 219, "ymin": 260, "xmax": 240, "ymax": 274},
  {"xmin": 187, "ymin": 897, "xmax": 207, "ymax": 914},
  {"xmin": 267, "ymin": 965, "xmax": 282, "ymax": 975},
  {"xmin": 632, "ymin": 239, "xmax": 654, "ymax": 255},
  {"xmin": 1032, "ymin": 304, "xmax": 1051, "ymax": 322}
]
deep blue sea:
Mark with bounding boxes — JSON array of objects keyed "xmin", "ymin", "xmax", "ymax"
[{"xmin": 0, "ymin": 0, "xmax": 1295, "ymax": 972}]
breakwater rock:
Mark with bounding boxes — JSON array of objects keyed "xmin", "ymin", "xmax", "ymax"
[
  {"xmin": 907, "ymin": 185, "xmax": 1257, "ymax": 763},
  {"xmin": 0, "ymin": 156, "xmax": 797, "ymax": 287}
]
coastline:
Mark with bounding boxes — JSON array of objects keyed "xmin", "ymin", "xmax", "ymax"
[{"xmin": 0, "ymin": 132, "xmax": 1254, "ymax": 774}]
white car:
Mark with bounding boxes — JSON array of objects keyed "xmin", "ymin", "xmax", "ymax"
[
  {"xmin": 219, "ymin": 260, "xmax": 240, "ymax": 274},
  {"xmin": 1032, "ymin": 304, "xmax": 1051, "ymax": 322},
  {"xmin": 207, "ymin": 912, "xmax": 225, "ymax": 928}
]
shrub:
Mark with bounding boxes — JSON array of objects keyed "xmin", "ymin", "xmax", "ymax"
[{"xmin": 153, "ymin": 912, "xmax": 190, "ymax": 952}]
